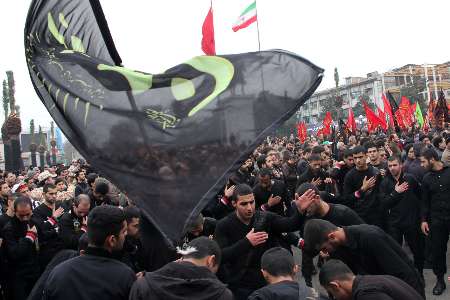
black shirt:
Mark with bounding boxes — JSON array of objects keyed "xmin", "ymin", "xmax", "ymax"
[
  {"xmin": 352, "ymin": 275, "xmax": 423, "ymax": 300},
  {"xmin": 253, "ymin": 180, "xmax": 289, "ymax": 216},
  {"xmin": 421, "ymin": 165, "xmax": 450, "ymax": 222},
  {"xmin": 342, "ymin": 225, "xmax": 424, "ymax": 298},
  {"xmin": 248, "ymin": 280, "xmax": 317, "ymax": 300},
  {"xmin": 214, "ymin": 210, "xmax": 303, "ymax": 290},
  {"xmin": 343, "ymin": 166, "xmax": 384, "ymax": 227}
]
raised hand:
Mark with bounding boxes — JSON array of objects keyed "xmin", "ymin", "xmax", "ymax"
[
  {"xmin": 267, "ymin": 194, "xmax": 282, "ymax": 207},
  {"xmin": 224, "ymin": 185, "xmax": 235, "ymax": 198},
  {"xmin": 394, "ymin": 182, "xmax": 409, "ymax": 193},
  {"xmin": 246, "ymin": 228, "xmax": 268, "ymax": 247},
  {"xmin": 52, "ymin": 207, "xmax": 65, "ymax": 219},
  {"xmin": 295, "ymin": 189, "xmax": 316, "ymax": 213},
  {"xmin": 361, "ymin": 176, "xmax": 376, "ymax": 192},
  {"xmin": 421, "ymin": 222, "xmax": 430, "ymax": 236}
]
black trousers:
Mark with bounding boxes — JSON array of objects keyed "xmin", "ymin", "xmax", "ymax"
[
  {"xmin": 430, "ymin": 219, "xmax": 450, "ymax": 276},
  {"xmin": 388, "ymin": 224, "xmax": 425, "ymax": 272},
  {"xmin": 11, "ymin": 273, "xmax": 38, "ymax": 300}
]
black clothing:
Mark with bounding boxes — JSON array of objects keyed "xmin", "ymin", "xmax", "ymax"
[
  {"xmin": 380, "ymin": 172, "xmax": 424, "ymax": 272},
  {"xmin": 369, "ymin": 160, "xmax": 387, "ymax": 173},
  {"xmin": 248, "ymin": 279, "xmax": 317, "ymax": 300},
  {"xmin": 59, "ymin": 210, "xmax": 85, "ymax": 250},
  {"xmin": 331, "ymin": 165, "xmax": 352, "ymax": 196},
  {"xmin": 2, "ymin": 217, "xmax": 40, "ymax": 300},
  {"xmin": 229, "ymin": 169, "xmax": 255, "ymax": 187},
  {"xmin": 343, "ymin": 166, "xmax": 384, "ymax": 228},
  {"xmin": 42, "ymin": 247, "xmax": 136, "ymax": 300},
  {"xmin": 403, "ymin": 158, "xmax": 425, "ymax": 182},
  {"xmin": 0, "ymin": 214, "xmax": 12, "ymax": 231},
  {"xmin": 129, "ymin": 261, "xmax": 233, "ymax": 300},
  {"xmin": 88, "ymin": 190, "xmax": 112, "ymax": 209},
  {"xmin": 341, "ymin": 225, "xmax": 425, "ymax": 298},
  {"xmin": 297, "ymin": 159, "xmax": 309, "ymax": 177},
  {"xmin": 122, "ymin": 236, "xmax": 146, "ymax": 273},
  {"xmin": 28, "ymin": 250, "xmax": 78, "ymax": 300},
  {"xmin": 352, "ymin": 275, "xmax": 424, "ymax": 300},
  {"xmin": 0, "ymin": 197, "xmax": 8, "ymax": 215},
  {"xmin": 181, "ymin": 217, "xmax": 217, "ymax": 246},
  {"xmin": 420, "ymin": 165, "xmax": 450, "ymax": 276},
  {"xmin": 32, "ymin": 203, "xmax": 64, "ymax": 270},
  {"xmin": 74, "ymin": 181, "xmax": 89, "ymax": 197},
  {"xmin": 298, "ymin": 167, "xmax": 330, "ymax": 192},
  {"xmin": 214, "ymin": 210, "xmax": 303, "ymax": 292},
  {"xmin": 253, "ymin": 179, "xmax": 289, "ymax": 216},
  {"xmin": 282, "ymin": 162, "xmax": 298, "ymax": 199}
]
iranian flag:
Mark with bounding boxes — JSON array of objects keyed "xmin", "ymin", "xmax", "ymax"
[{"xmin": 232, "ymin": 1, "xmax": 257, "ymax": 32}]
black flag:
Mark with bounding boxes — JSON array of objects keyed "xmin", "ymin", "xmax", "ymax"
[{"xmin": 25, "ymin": 0, "xmax": 323, "ymax": 241}]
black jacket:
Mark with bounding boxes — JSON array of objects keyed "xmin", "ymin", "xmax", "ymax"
[
  {"xmin": 379, "ymin": 172, "xmax": 421, "ymax": 229},
  {"xmin": 248, "ymin": 280, "xmax": 318, "ymax": 300},
  {"xmin": 341, "ymin": 225, "xmax": 424, "ymax": 298},
  {"xmin": 352, "ymin": 275, "xmax": 424, "ymax": 300},
  {"xmin": 420, "ymin": 165, "xmax": 450, "ymax": 222},
  {"xmin": 74, "ymin": 182, "xmax": 90, "ymax": 197},
  {"xmin": 129, "ymin": 261, "xmax": 233, "ymax": 300},
  {"xmin": 122, "ymin": 236, "xmax": 146, "ymax": 273},
  {"xmin": 42, "ymin": 247, "xmax": 136, "ymax": 300},
  {"xmin": 58, "ymin": 210, "xmax": 85, "ymax": 250},
  {"xmin": 253, "ymin": 179, "xmax": 289, "ymax": 216},
  {"xmin": 2, "ymin": 216, "xmax": 40, "ymax": 278},
  {"xmin": 214, "ymin": 210, "xmax": 303, "ymax": 290}
]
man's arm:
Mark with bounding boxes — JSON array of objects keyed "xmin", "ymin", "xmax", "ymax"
[
  {"xmin": 214, "ymin": 221, "xmax": 252, "ymax": 262},
  {"xmin": 420, "ymin": 177, "xmax": 431, "ymax": 223}
]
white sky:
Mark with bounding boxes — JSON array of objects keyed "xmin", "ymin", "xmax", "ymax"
[{"xmin": 0, "ymin": 0, "xmax": 449, "ymax": 128}]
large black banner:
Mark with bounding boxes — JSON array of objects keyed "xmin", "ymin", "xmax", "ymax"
[{"xmin": 25, "ymin": 0, "xmax": 323, "ymax": 241}]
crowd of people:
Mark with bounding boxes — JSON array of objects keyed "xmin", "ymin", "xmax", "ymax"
[{"xmin": 0, "ymin": 125, "xmax": 449, "ymax": 300}]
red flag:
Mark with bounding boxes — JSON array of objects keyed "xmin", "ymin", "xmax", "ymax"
[
  {"xmin": 377, "ymin": 105, "xmax": 388, "ymax": 131},
  {"xmin": 201, "ymin": 6, "xmax": 216, "ymax": 55},
  {"xmin": 346, "ymin": 108, "xmax": 356, "ymax": 134},
  {"xmin": 363, "ymin": 101, "xmax": 382, "ymax": 133},
  {"xmin": 317, "ymin": 128, "xmax": 324, "ymax": 137},
  {"xmin": 382, "ymin": 94, "xmax": 394, "ymax": 129},
  {"xmin": 399, "ymin": 96, "xmax": 412, "ymax": 126},
  {"xmin": 322, "ymin": 112, "xmax": 333, "ymax": 135},
  {"xmin": 395, "ymin": 109, "xmax": 406, "ymax": 130},
  {"xmin": 297, "ymin": 122, "xmax": 307, "ymax": 143}
]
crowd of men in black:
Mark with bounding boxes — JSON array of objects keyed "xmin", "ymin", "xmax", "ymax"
[{"xmin": 0, "ymin": 128, "xmax": 449, "ymax": 300}]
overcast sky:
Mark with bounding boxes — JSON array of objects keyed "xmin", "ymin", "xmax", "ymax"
[{"xmin": 0, "ymin": 0, "xmax": 448, "ymax": 129}]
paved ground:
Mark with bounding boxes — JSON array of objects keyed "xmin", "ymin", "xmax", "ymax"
[{"xmin": 292, "ymin": 240, "xmax": 450, "ymax": 299}]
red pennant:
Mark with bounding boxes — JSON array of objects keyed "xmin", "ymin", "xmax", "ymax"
[
  {"xmin": 363, "ymin": 101, "xmax": 382, "ymax": 133},
  {"xmin": 376, "ymin": 105, "xmax": 388, "ymax": 131},
  {"xmin": 201, "ymin": 6, "xmax": 216, "ymax": 55},
  {"xmin": 346, "ymin": 108, "xmax": 356, "ymax": 134},
  {"xmin": 297, "ymin": 122, "xmax": 307, "ymax": 143},
  {"xmin": 382, "ymin": 93, "xmax": 395, "ymax": 129}
]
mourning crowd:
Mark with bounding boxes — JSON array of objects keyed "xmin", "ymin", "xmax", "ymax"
[{"xmin": 0, "ymin": 126, "xmax": 449, "ymax": 300}]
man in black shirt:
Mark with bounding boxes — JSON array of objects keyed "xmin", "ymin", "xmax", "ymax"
[
  {"xmin": 303, "ymin": 220, "xmax": 425, "ymax": 298},
  {"xmin": 379, "ymin": 155, "xmax": 424, "ymax": 278},
  {"xmin": 343, "ymin": 146, "xmax": 384, "ymax": 229},
  {"xmin": 59, "ymin": 194, "xmax": 90, "ymax": 250},
  {"xmin": 253, "ymin": 168, "xmax": 289, "ymax": 216},
  {"xmin": 365, "ymin": 141, "xmax": 388, "ymax": 176},
  {"xmin": 298, "ymin": 154, "xmax": 333, "ymax": 192},
  {"xmin": 74, "ymin": 170, "xmax": 89, "ymax": 197},
  {"xmin": 248, "ymin": 247, "xmax": 318, "ymax": 300},
  {"xmin": 330, "ymin": 149, "xmax": 354, "ymax": 196},
  {"xmin": 0, "ymin": 180, "xmax": 11, "ymax": 215},
  {"xmin": 32, "ymin": 183, "xmax": 65, "ymax": 271},
  {"xmin": 420, "ymin": 148, "xmax": 450, "ymax": 295},
  {"xmin": 297, "ymin": 147, "xmax": 311, "ymax": 176},
  {"xmin": 281, "ymin": 152, "xmax": 299, "ymax": 201},
  {"xmin": 214, "ymin": 183, "xmax": 311, "ymax": 300},
  {"xmin": 319, "ymin": 259, "xmax": 423, "ymax": 300}
]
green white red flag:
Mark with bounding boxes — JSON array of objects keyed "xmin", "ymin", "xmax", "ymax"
[{"xmin": 232, "ymin": 1, "xmax": 257, "ymax": 32}]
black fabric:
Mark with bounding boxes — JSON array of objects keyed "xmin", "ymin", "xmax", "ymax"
[
  {"xmin": 42, "ymin": 247, "xmax": 136, "ymax": 300},
  {"xmin": 74, "ymin": 182, "xmax": 90, "ymax": 197},
  {"xmin": 331, "ymin": 165, "xmax": 352, "ymax": 196},
  {"xmin": 122, "ymin": 236, "xmax": 146, "ymax": 273},
  {"xmin": 253, "ymin": 179, "xmax": 289, "ymax": 216},
  {"xmin": 342, "ymin": 225, "xmax": 425, "ymax": 298},
  {"xmin": 58, "ymin": 210, "xmax": 85, "ymax": 250},
  {"xmin": 343, "ymin": 166, "xmax": 384, "ymax": 228},
  {"xmin": 248, "ymin": 280, "xmax": 317, "ymax": 300},
  {"xmin": 403, "ymin": 158, "xmax": 425, "ymax": 183},
  {"xmin": 421, "ymin": 165, "xmax": 450, "ymax": 222},
  {"xmin": 282, "ymin": 162, "xmax": 298, "ymax": 200},
  {"xmin": 214, "ymin": 210, "xmax": 303, "ymax": 291},
  {"xmin": 352, "ymin": 275, "xmax": 423, "ymax": 300},
  {"xmin": 429, "ymin": 218, "xmax": 450, "ymax": 276},
  {"xmin": 129, "ymin": 261, "xmax": 233, "ymax": 300},
  {"xmin": 25, "ymin": 0, "xmax": 323, "ymax": 242}
]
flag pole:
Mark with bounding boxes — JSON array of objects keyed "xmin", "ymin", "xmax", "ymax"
[{"xmin": 255, "ymin": 0, "xmax": 261, "ymax": 51}]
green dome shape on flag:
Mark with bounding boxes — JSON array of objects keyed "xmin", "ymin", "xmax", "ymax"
[{"xmin": 25, "ymin": 0, "xmax": 323, "ymax": 241}]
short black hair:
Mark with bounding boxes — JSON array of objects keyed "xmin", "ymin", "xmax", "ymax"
[
  {"xmin": 258, "ymin": 168, "xmax": 272, "ymax": 178},
  {"xmin": 261, "ymin": 247, "xmax": 295, "ymax": 277},
  {"xmin": 87, "ymin": 173, "xmax": 99, "ymax": 185},
  {"xmin": 303, "ymin": 219, "xmax": 338, "ymax": 251},
  {"xmin": 432, "ymin": 136, "xmax": 443, "ymax": 148},
  {"xmin": 256, "ymin": 154, "xmax": 267, "ymax": 169},
  {"xmin": 13, "ymin": 196, "xmax": 32, "ymax": 210},
  {"xmin": 343, "ymin": 149, "xmax": 353, "ymax": 159},
  {"xmin": 182, "ymin": 236, "xmax": 222, "ymax": 266},
  {"xmin": 73, "ymin": 194, "xmax": 90, "ymax": 207},
  {"xmin": 387, "ymin": 155, "xmax": 401, "ymax": 163},
  {"xmin": 319, "ymin": 259, "xmax": 354, "ymax": 287},
  {"xmin": 54, "ymin": 177, "xmax": 65, "ymax": 186},
  {"xmin": 78, "ymin": 233, "xmax": 89, "ymax": 252},
  {"xmin": 420, "ymin": 148, "xmax": 439, "ymax": 161},
  {"xmin": 185, "ymin": 213, "xmax": 204, "ymax": 233},
  {"xmin": 43, "ymin": 183, "xmax": 57, "ymax": 193},
  {"xmin": 352, "ymin": 145, "xmax": 367, "ymax": 155},
  {"xmin": 296, "ymin": 182, "xmax": 319, "ymax": 196},
  {"xmin": 308, "ymin": 154, "xmax": 321, "ymax": 162},
  {"xmin": 363, "ymin": 141, "xmax": 377, "ymax": 151},
  {"xmin": 232, "ymin": 184, "xmax": 253, "ymax": 202},
  {"xmin": 94, "ymin": 181, "xmax": 109, "ymax": 195},
  {"xmin": 312, "ymin": 146, "xmax": 325, "ymax": 155},
  {"xmin": 123, "ymin": 206, "xmax": 140, "ymax": 223},
  {"xmin": 87, "ymin": 205, "xmax": 126, "ymax": 247}
]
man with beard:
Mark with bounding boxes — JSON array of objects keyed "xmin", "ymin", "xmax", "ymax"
[
  {"xmin": 267, "ymin": 150, "xmax": 284, "ymax": 180},
  {"xmin": 281, "ymin": 152, "xmax": 298, "ymax": 201},
  {"xmin": 296, "ymin": 183, "xmax": 364, "ymax": 287},
  {"xmin": 303, "ymin": 219, "xmax": 425, "ymax": 298},
  {"xmin": 59, "ymin": 194, "xmax": 90, "ymax": 250},
  {"xmin": 2, "ymin": 197, "xmax": 40, "ymax": 300},
  {"xmin": 88, "ymin": 181, "xmax": 112, "ymax": 209},
  {"xmin": 129, "ymin": 237, "xmax": 233, "ymax": 300},
  {"xmin": 74, "ymin": 170, "xmax": 89, "ymax": 197},
  {"xmin": 343, "ymin": 146, "xmax": 384, "ymax": 228},
  {"xmin": 331, "ymin": 149, "xmax": 354, "ymax": 196},
  {"xmin": 253, "ymin": 168, "xmax": 289, "ymax": 216},
  {"xmin": 297, "ymin": 147, "xmax": 312, "ymax": 176},
  {"xmin": 122, "ymin": 206, "xmax": 146, "ymax": 273},
  {"xmin": 379, "ymin": 155, "xmax": 424, "ymax": 279},
  {"xmin": 181, "ymin": 213, "xmax": 217, "ymax": 247},
  {"xmin": 403, "ymin": 143, "xmax": 426, "ymax": 182},
  {"xmin": 298, "ymin": 154, "xmax": 332, "ymax": 193},
  {"xmin": 0, "ymin": 180, "xmax": 11, "ymax": 215},
  {"xmin": 214, "ymin": 184, "xmax": 313, "ymax": 300},
  {"xmin": 42, "ymin": 206, "xmax": 135, "ymax": 300},
  {"xmin": 364, "ymin": 142, "xmax": 387, "ymax": 176},
  {"xmin": 420, "ymin": 148, "xmax": 450, "ymax": 295}
]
